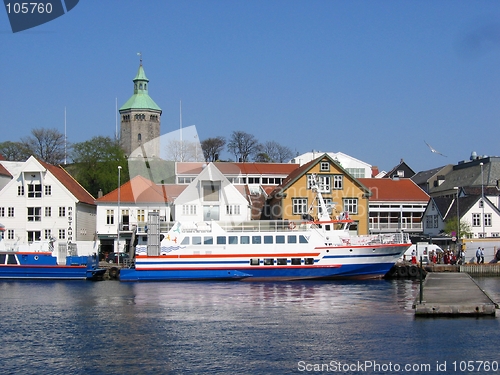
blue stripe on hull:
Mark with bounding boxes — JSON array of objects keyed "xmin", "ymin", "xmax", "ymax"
[
  {"xmin": 0, "ymin": 266, "xmax": 88, "ymax": 280},
  {"xmin": 119, "ymin": 263, "xmax": 395, "ymax": 282}
]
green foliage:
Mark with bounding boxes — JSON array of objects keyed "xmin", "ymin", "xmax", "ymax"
[
  {"xmin": 444, "ymin": 217, "xmax": 473, "ymax": 239},
  {"xmin": 69, "ymin": 136, "xmax": 129, "ymax": 197}
]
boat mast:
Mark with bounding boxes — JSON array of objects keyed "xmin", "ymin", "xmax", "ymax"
[{"xmin": 310, "ymin": 174, "xmax": 331, "ymax": 222}]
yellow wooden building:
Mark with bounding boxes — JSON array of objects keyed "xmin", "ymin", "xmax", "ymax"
[{"xmin": 267, "ymin": 154, "xmax": 371, "ymax": 234}]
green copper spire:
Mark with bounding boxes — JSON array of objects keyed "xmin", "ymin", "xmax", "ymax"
[{"xmin": 119, "ymin": 60, "xmax": 161, "ymax": 112}]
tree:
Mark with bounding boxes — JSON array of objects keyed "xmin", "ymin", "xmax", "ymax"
[
  {"xmin": 21, "ymin": 128, "xmax": 67, "ymax": 165},
  {"xmin": 201, "ymin": 136, "xmax": 226, "ymax": 162},
  {"xmin": 0, "ymin": 141, "xmax": 31, "ymax": 161},
  {"xmin": 227, "ymin": 131, "xmax": 261, "ymax": 162},
  {"xmin": 70, "ymin": 136, "xmax": 129, "ymax": 197},
  {"xmin": 444, "ymin": 217, "xmax": 473, "ymax": 239},
  {"xmin": 163, "ymin": 139, "xmax": 203, "ymax": 162},
  {"xmin": 261, "ymin": 141, "xmax": 293, "ymax": 163}
]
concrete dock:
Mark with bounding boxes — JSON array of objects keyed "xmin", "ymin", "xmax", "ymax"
[{"xmin": 413, "ymin": 273, "xmax": 498, "ymax": 316}]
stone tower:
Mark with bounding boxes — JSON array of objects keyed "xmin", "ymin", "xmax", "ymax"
[{"xmin": 119, "ymin": 60, "xmax": 162, "ymax": 157}]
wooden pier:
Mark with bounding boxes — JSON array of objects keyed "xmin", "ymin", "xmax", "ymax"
[{"xmin": 413, "ymin": 273, "xmax": 498, "ymax": 316}]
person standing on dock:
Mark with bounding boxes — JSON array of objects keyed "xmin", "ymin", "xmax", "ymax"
[
  {"xmin": 476, "ymin": 247, "xmax": 482, "ymax": 263},
  {"xmin": 480, "ymin": 248, "xmax": 485, "ymax": 264}
]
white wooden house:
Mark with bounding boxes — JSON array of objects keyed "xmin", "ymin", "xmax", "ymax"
[{"xmin": 0, "ymin": 156, "xmax": 97, "ymax": 254}]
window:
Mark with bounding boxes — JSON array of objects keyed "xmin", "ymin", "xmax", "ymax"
[
  {"xmin": 264, "ymin": 236, "xmax": 273, "ymax": 244},
  {"xmin": 426, "ymin": 216, "xmax": 433, "ymax": 229},
  {"xmin": 44, "ymin": 229, "xmax": 52, "ymax": 240},
  {"xmin": 7, "ymin": 229, "xmax": 14, "ymax": 240},
  {"xmin": 28, "ymin": 184, "xmax": 42, "ymax": 198},
  {"xmin": 0, "ymin": 207, "xmax": 4, "ymax": 217},
  {"xmin": 241, "ymin": 236, "xmax": 250, "ymax": 244},
  {"xmin": 18, "ymin": 186, "xmax": 24, "ymax": 196},
  {"xmin": 106, "ymin": 210, "xmax": 114, "ymax": 225},
  {"xmin": 479, "ymin": 200, "xmax": 484, "ymax": 208},
  {"xmin": 137, "ymin": 209, "xmax": 145, "ymax": 222},
  {"xmin": 228, "ymin": 236, "xmax": 238, "ymax": 244},
  {"xmin": 204, "ymin": 237, "xmax": 213, "ymax": 245},
  {"xmin": 472, "ymin": 213, "xmax": 481, "ymax": 227},
  {"xmin": 291, "ymin": 258, "xmax": 301, "ymax": 265},
  {"xmin": 333, "ymin": 175, "xmax": 343, "ymax": 190},
  {"xmin": 485, "ymin": 213, "xmax": 492, "ymax": 227},
  {"xmin": 292, "ymin": 198, "xmax": 307, "ymax": 215},
  {"xmin": 252, "ymin": 236, "xmax": 261, "ymax": 244},
  {"xmin": 277, "ymin": 258, "xmax": 287, "ymax": 265},
  {"xmin": 288, "ymin": 235, "xmax": 297, "ymax": 244},
  {"xmin": 59, "ymin": 207, "xmax": 66, "ymax": 217},
  {"xmin": 263, "ymin": 258, "xmax": 274, "ymax": 265},
  {"xmin": 27, "ymin": 231, "xmax": 41, "ymax": 242},
  {"xmin": 27, "ymin": 207, "xmax": 41, "ymax": 222},
  {"xmin": 183, "ymin": 205, "xmax": 197, "ymax": 215},
  {"xmin": 343, "ymin": 199, "xmax": 358, "ymax": 215},
  {"xmin": 226, "ymin": 205, "xmax": 240, "ymax": 215},
  {"xmin": 433, "ymin": 215, "xmax": 438, "ymax": 228},
  {"xmin": 192, "ymin": 236, "xmax": 202, "ymax": 245},
  {"xmin": 217, "ymin": 236, "xmax": 226, "ymax": 245},
  {"xmin": 250, "ymin": 259, "xmax": 260, "ymax": 266},
  {"xmin": 8, "ymin": 207, "xmax": 14, "ymax": 217},
  {"xmin": 58, "ymin": 229, "xmax": 65, "ymax": 240},
  {"xmin": 318, "ymin": 176, "xmax": 331, "ymax": 193},
  {"xmin": 45, "ymin": 207, "xmax": 51, "ymax": 217},
  {"xmin": 44, "ymin": 185, "xmax": 52, "ymax": 196},
  {"xmin": 346, "ymin": 168, "xmax": 365, "ymax": 178},
  {"xmin": 320, "ymin": 162, "xmax": 330, "ymax": 171},
  {"xmin": 203, "ymin": 182, "xmax": 220, "ymax": 202},
  {"xmin": 138, "ymin": 133, "xmax": 142, "ymax": 141},
  {"xmin": 276, "ymin": 235, "xmax": 285, "ymax": 244}
]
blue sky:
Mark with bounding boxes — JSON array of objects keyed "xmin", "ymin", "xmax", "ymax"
[{"xmin": 1, "ymin": 1, "xmax": 499, "ymax": 173}]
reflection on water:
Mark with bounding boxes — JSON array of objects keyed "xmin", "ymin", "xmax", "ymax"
[{"xmin": 0, "ymin": 279, "xmax": 498, "ymax": 374}]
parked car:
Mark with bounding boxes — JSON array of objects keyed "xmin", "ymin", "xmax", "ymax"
[{"xmin": 105, "ymin": 252, "xmax": 130, "ymax": 264}]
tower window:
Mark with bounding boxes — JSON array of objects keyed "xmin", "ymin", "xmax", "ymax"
[
  {"xmin": 138, "ymin": 133, "xmax": 142, "ymax": 142},
  {"xmin": 144, "ymin": 84, "xmax": 147, "ymax": 90},
  {"xmin": 139, "ymin": 83, "xmax": 143, "ymax": 89}
]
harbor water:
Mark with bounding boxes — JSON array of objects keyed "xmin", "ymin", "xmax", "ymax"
[{"xmin": 1, "ymin": 278, "xmax": 499, "ymax": 374}]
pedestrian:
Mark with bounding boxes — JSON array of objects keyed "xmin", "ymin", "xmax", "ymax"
[
  {"xmin": 476, "ymin": 247, "xmax": 482, "ymax": 263},
  {"xmin": 480, "ymin": 248, "xmax": 485, "ymax": 264}
]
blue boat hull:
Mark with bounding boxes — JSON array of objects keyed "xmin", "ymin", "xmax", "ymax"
[{"xmin": 119, "ymin": 262, "xmax": 395, "ymax": 281}]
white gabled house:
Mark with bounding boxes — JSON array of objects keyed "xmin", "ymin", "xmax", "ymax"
[
  {"xmin": 423, "ymin": 194, "xmax": 500, "ymax": 239},
  {"xmin": 0, "ymin": 156, "xmax": 97, "ymax": 254},
  {"xmin": 174, "ymin": 163, "xmax": 250, "ymax": 222}
]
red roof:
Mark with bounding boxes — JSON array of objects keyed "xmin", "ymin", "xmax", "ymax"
[
  {"xmin": 0, "ymin": 163, "xmax": 12, "ymax": 178},
  {"xmin": 96, "ymin": 175, "xmax": 186, "ymax": 204},
  {"xmin": 358, "ymin": 178, "xmax": 429, "ymax": 201},
  {"xmin": 177, "ymin": 162, "xmax": 299, "ymax": 176},
  {"xmin": 39, "ymin": 160, "xmax": 95, "ymax": 205}
]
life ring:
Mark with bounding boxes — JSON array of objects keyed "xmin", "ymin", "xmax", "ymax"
[
  {"xmin": 409, "ymin": 266, "xmax": 418, "ymax": 277},
  {"xmin": 397, "ymin": 266, "xmax": 408, "ymax": 277},
  {"xmin": 108, "ymin": 267, "xmax": 120, "ymax": 279},
  {"xmin": 289, "ymin": 222, "xmax": 296, "ymax": 230}
]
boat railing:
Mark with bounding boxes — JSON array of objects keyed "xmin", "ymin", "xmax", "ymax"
[
  {"xmin": 349, "ymin": 232, "xmax": 410, "ymax": 245},
  {"xmin": 218, "ymin": 220, "xmax": 308, "ymax": 233}
]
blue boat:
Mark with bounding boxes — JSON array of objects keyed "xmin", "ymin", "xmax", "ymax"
[{"xmin": 0, "ymin": 224, "xmax": 105, "ymax": 280}]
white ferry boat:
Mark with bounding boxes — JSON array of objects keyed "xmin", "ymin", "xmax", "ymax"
[{"xmin": 119, "ymin": 179, "xmax": 411, "ymax": 281}]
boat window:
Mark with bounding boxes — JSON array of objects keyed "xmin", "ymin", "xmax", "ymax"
[
  {"xmin": 217, "ymin": 236, "xmax": 226, "ymax": 245},
  {"xmin": 228, "ymin": 236, "xmax": 238, "ymax": 244},
  {"xmin": 250, "ymin": 258, "xmax": 260, "ymax": 266},
  {"xmin": 264, "ymin": 236, "xmax": 273, "ymax": 244},
  {"xmin": 0, "ymin": 254, "xmax": 5, "ymax": 264},
  {"xmin": 304, "ymin": 258, "xmax": 314, "ymax": 265},
  {"xmin": 324, "ymin": 225, "xmax": 331, "ymax": 231},
  {"xmin": 263, "ymin": 258, "xmax": 274, "ymax": 265},
  {"xmin": 287, "ymin": 235, "xmax": 297, "ymax": 244},
  {"xmin": 276, "ymin": 235, "xmax": 285, "ymax": 244},
  {"xmin": 204, "ymin": 236, "xmax": 213, "ymax": 245},
  {"xmin": 192, "ymin": 236, "xmax": 202, "ymax": 245},
  {"xmin": 252, "ymin": 236, "xmax": 261, "ymax": 244},
  {"xmin": 291, "ymin": 258, "xmax": 301, "ymax": 265},
  {"xmin": 181, "ymin": 237, "xmax": 190, "ymax": 245},
  {"xmin": 299, "ymin": 235, "xmax": 309, "ymax": 243},
  {"xmin": 277, "ymin": 258, "xmax": 287, "ymax": 265},
  {"xmin": 7, "ymin": 254, "xmax": 17, "ymax": 265},
  {"xmin": 241, "ymin": 236, "xmax": 250, "ymax": 244}
]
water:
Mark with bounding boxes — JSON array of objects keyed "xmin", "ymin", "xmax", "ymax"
[{"xmin": 0, "ymin": 278, "xmax": 499, "ymax": 375}]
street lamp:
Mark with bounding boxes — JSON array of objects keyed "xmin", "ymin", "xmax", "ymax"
[
  {"xmin": 480, "ymin": 162, "xmax": 485, "ymax": 238},
  {"xmin": 117, "ymin": 165, "xmax": 122, "ymax": 264}
]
